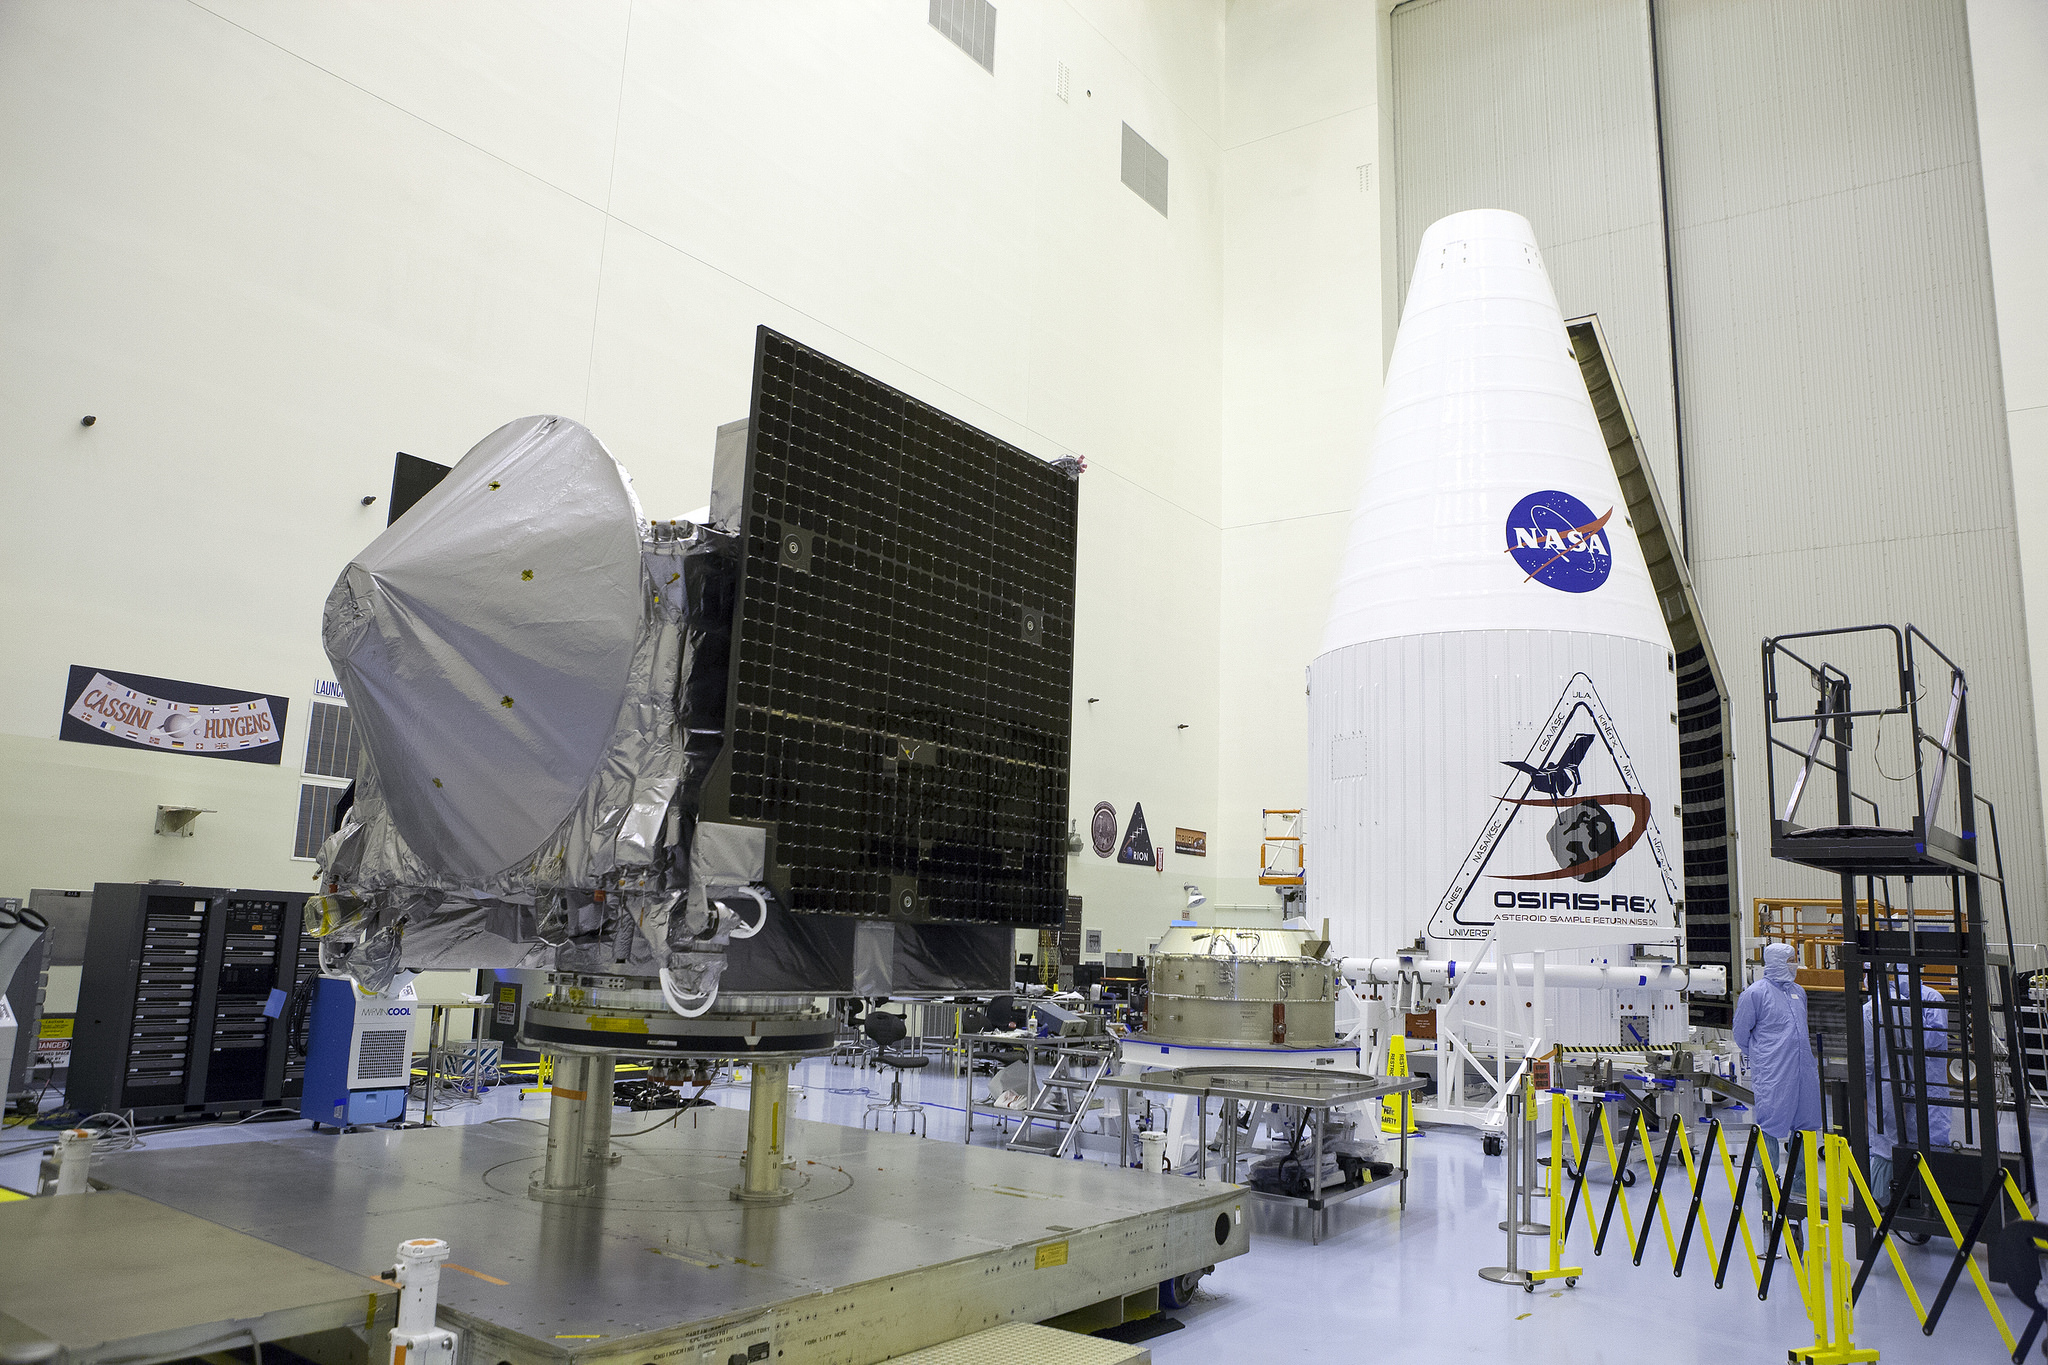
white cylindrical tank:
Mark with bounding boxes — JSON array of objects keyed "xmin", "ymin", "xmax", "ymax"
[{"xmin": 1308, "ymin": 209, "xmax": 1686, "ymax": 1048}]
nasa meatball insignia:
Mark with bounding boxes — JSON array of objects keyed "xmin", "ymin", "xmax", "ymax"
[{"xmin": 1504, "ymin": 490, "xmax": 1614, "ymax": 593}]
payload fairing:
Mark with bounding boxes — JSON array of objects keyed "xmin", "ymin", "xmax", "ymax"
[{"xmin": 1308, "ymin": 209, "xmax": 1688, "ymax": 1048}]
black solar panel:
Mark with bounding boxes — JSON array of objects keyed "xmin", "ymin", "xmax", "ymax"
[{"xmin": 706, "ymin": 327, "xmax": 1078, "ymax": 928}]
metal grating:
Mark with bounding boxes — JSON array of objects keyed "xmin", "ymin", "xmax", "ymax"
[
  {"xmin": 1120, "ymin": 124, "xmax": 1168, "ymax": 217},
  {"xmin": 293, "ymin": 783, "xmax": 345, "ymax": 860},
  {"xmin": 709, "ymin": 327, "xmax": 1078, "ymax": 928},
  {"xmin": 354, "ymin": 1028, "xmax": 410, "ymax": 1083},
  {"xmin": 301, "ymin": 700, "xmax": 358, "ymax": 780},
  {"xmin": 928, "ymin": 0, "xmax": 996, "ymax": 74}
]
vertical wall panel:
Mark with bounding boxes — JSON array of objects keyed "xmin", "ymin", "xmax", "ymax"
[
  {"xmin": 1390, "ymin": 0, "xmax": 1681, "ymax": 506},
  {"xmin": 1657, "ymin": 0, "xmax": 2043, "ymax": 942}
]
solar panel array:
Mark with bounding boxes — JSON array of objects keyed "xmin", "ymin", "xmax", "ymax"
[{"xmin": 714, "ymin": 328, "xmax": 1078, "ymax": 927}]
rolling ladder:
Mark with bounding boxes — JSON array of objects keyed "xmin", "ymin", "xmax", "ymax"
[{"xmin": 1005, "ymin": 1050, "xmax": 1113, "ymax": 1158}]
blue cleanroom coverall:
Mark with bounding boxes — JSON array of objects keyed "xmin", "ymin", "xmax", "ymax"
[
  {"xmin": 1863, "ymin": 974, "xmax": 1951, "ymax": 1202},
  {"xmin": 1732, "ymin": 942, "xmax": 1824, "ymax": 1173}
]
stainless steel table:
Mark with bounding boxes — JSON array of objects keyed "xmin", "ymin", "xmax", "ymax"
[
  {"xmin": 1096, "ymin": 1065, "xmax": 1427, "ymax": 1244},
  {"xmin": 410, "ymin": 993, "xmax": 488, "ymax": 1126},
  {"xmin": 960, "ymin": 1032, "xmax": 1118, "ymax": 1141},
  {"xmin": 0, "ymin": 1188, "xmax": 393, "ymax": 1363}
]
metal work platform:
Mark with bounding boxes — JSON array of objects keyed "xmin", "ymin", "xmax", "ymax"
[
  {"xmin": 95, "ymin": 1106, "xmax": 1248, "ymax": 1365},
  {"xmin": 1760, "ymin": 623, "xmax": 2035, "ymax": 1250}
]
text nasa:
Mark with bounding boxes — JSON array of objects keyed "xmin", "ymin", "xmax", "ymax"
[
  {"xmin": 75, "ymin": 687, "xmax": 274, "ymax": 741},
  {"xmin": 1511, "ymin": 525, "xmax": 1611, "ymax": 556}
]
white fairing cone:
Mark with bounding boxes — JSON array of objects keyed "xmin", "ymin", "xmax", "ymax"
[{"xmin": 1308, "ymin": 209, "xmax": 1685, "ymax": 1048}]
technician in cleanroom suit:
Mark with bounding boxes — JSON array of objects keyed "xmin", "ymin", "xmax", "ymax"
[
  {"xmin": 1863, "ymin": 972, "xmax": 1950, "ymax": 1218},
  {"xmin": 1733, "ymin": 942, "xmax": 1825, "ymax": 1191}
]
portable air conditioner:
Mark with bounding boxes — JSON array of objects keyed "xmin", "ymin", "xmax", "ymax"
[{"xmin": 302, "ymin": 975, "xmax": 414, "ymax": 1129}]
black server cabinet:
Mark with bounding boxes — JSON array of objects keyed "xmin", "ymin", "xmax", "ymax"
[
  {"xmin": 281, "ymin": 909, "xmax": 323, "ymax": 1100},
  {"xmin": 70, "ymin": 883, "xmax": 310, "ymax": 1121}
]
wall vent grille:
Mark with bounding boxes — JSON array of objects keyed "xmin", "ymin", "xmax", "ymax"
[
  {"xmin": 293, "ymin": 783, "xmax": 344, "ymax": 860},
  {"xmin": 929, "ymin": 0, "xmax": 996, "ymax": 73},
  {"xmin": 1121, "ymin": 124, "xmax": 1169, "ymax": 216},
  {"xmin": 302, "ymin": 699, "xmax": 359, "ymax": 780}
]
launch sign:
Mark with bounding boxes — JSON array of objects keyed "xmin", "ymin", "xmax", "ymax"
[{"xmin": 60, "ymin": 665, "xmax": 290, "ymax": 765}]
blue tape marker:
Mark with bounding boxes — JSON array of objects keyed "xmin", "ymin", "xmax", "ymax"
[{"xmin": 262, "ymin": 988, "xmax": 287, "ymax": 1019}]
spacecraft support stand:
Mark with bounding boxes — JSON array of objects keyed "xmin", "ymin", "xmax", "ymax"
[
  {"xmin": 531, "ymin": 1053, "xmax": 618, "ymax": 1202},
  {"xmin": 734, "ymin": 1061, "xmax": 794, "ymax": 1205}
]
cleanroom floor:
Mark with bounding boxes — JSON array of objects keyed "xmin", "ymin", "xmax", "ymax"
[{"xmin": 1, "ymin": 1055, "xmax": 2028, "ymax": 1364}]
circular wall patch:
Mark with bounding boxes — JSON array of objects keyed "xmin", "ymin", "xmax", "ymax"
[{"xmin": 1090, "ymin": 801, "xmax": 1118, "ymax": 857}]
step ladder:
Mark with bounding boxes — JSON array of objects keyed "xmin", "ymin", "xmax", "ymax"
[{"xmin": 1005, "ymin": 1050, "xmax": 1112, "ymax": 1158}]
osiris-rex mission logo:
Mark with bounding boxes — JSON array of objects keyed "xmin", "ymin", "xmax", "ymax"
[
  {"xmin": 1427, "ymin": 672, "xmax": 1681, "ymax": 942},
  {"xmin": 1505, "ymin": 490, "xmax": 1613, "ymax": 593}
]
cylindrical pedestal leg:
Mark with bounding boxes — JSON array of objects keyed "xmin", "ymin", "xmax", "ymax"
[
  {"xmin": 1481, "ymin": 1087, "xmax": 1534, "ymax": 1287},
  {"xmin": 1503, "ymin": 1079, "xmax": 1549, "ymax": 1236},
  {"xmin": 733, "ymin": 1061, "xmax": 794, "ymax": 1205},
  {"xmin": 531, "ymin": 1053, "xmax": 617, "ymax": 1203}
]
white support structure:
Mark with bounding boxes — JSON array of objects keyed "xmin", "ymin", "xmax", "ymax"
[
  {"xmin": 388, "ymin": 1238, "xmax": 460, "ymax": 1365},
  {"xmin": 52, "ymin": 1129, "xmax": 93, "ymax": 1196},
  {"xmin": 1341, "ymin": 954, "xmax": 1727, "ymax": 994},
  {"xmin": 1339, "ymin": 940, "xmax": 1728, "ymax": 1132}
]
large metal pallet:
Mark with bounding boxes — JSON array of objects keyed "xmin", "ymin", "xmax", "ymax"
[{"xmin": 93, "ymin": 1105, "xmax": 1246, "ymax": 1365}]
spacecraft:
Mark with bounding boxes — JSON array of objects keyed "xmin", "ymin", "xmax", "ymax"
[{"xmin": 311, "ymin": 327, "xmax": 1080, "ymax": 1195}]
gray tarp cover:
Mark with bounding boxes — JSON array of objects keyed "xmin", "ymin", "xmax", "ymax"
[{"xmin": 324, "ymin": 416, "xmax": 644, "ymax": 881}]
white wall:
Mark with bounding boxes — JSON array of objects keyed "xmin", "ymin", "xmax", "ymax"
[
  {"xmin": 1657, "ymin": 0, "xmax": 2045, "ymax": 935},
  {"xmin": 1209, "ymin": 1, "xmax": 1383, "ymax": 918},
  {"xmin": 1970, "ymin": 0, "xmax": 2048, "ymax": 935},
  {"xmin": 0, "ymin": 0, "xmax": 1225, "ymax": 962}
]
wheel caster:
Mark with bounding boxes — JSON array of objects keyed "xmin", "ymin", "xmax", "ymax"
[
  {"xmin": 1523, "ymin": 1281, "xmax": 1535, "ymax": 1294},
  {"xmin": 1160, "ymin": 1269, "xmax": 1207, "ymax": 1308},
  {"xmin": 1483, "ymin": 1133, "xmax": 1505, "ymax": 1156},
  {"xmin": 1565, "ymin": 1277, "xmax": 1578, "ymax": 1288},
  {"xmin": 1563, "ymin": 1159, "xmax": 1579, "ymax": 1181},
  {"xmin": 1620, "ymin": 1167, "xmax": 1636, "ymax": 1187}
]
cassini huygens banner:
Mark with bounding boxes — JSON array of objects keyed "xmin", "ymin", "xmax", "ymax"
[{"xmin": 60, "ymin": 665, "xmax": 290, "ymax": 764}]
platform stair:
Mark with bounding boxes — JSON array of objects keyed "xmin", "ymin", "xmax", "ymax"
[{"xmin": 1005, "ymin": 1051, "xmax": 1112, "ymax": 1158}]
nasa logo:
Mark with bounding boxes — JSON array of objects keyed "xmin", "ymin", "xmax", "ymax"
[{"xmin": 1504, "ymin": 490, "xmax": 1614, "ymax": 593}]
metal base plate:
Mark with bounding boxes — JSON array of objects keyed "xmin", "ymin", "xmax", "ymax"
[{"xmin": 95, "ymin": 1107, "xmax": 1248, "ymax": 1365}]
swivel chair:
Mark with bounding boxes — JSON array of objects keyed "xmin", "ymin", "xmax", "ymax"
[{"xmin": 861, "ymin": 1011, "xmax": 930, "ymax": 1136}]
